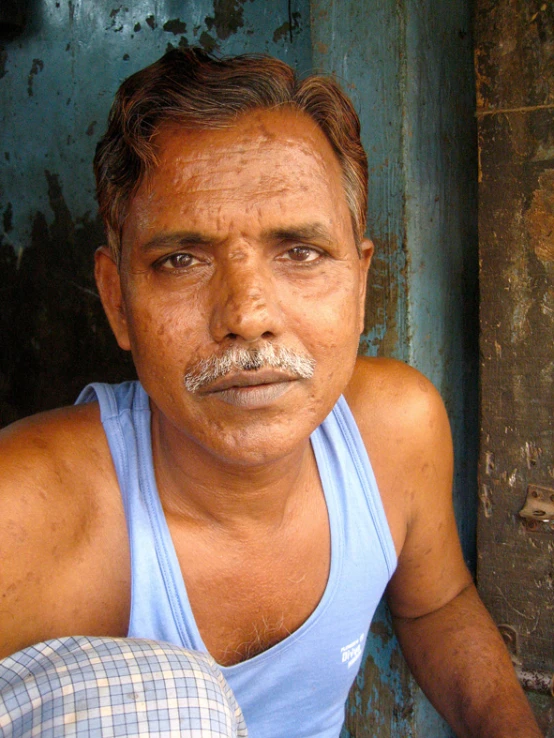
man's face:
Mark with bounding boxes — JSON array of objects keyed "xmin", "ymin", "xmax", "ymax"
[{"xmin": 101, "ymin": 107, "xmax": 372, "ymax": 465}]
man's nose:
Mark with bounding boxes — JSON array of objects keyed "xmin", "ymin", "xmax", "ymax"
[{"xmin": 209, "ymin": 257, "xmax": 285, "ymax": 343}]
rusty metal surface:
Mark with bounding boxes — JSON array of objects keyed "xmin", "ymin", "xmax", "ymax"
[
  {"xmin": 476, "ymin": 0, "xmax": 554, "ymax": 730},
  {"xmin": 515, "ymin": 665, "xmax": 554, "ymax": 697}
]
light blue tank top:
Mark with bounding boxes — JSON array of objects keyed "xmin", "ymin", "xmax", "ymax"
[{"xmin": 76, "ymin": 381, "xmax": 397, "ymax": 738}]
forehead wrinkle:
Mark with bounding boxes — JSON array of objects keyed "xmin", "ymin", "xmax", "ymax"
[
  {"xmin": 163, "ymin": 185, "xmax": 293, "ymax": 198},
  {"xmin": 157, "ymin": 136, "xmax": 330, "ymax": 178}
]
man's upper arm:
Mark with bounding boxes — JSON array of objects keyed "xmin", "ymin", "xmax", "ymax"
[
  {"xmin": 0, "ymin": 405, "xmax": 113, "ymax": 658},
  {"xmin": 347, "ymin": 357, "xmax": 472, "ymax": 619},
  {"xmin": 0, "ymin": 419, "xmax": 66, "ymax": 656}
]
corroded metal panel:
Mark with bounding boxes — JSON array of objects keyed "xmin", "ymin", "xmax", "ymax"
[
  {"xmin": 476, "ymin": 0, "xmax": 554, "ymax": 732},
  {"xmin": 0, "ymin": 0, "xmax": 311, "ymax": 424}
]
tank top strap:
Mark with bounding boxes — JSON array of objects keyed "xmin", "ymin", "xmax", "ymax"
[{"xmin": 75, "ymin": 381, "xmax": 197, "ymax": 646}]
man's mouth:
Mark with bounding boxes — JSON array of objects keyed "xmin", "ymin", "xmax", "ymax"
[
  {"xmin": 198, "ymin": 369, "xmax": 298, "ymax": 408},
  {"xmin": 183, "ymin": 344, "xmax": 316, "ymax": 394}
]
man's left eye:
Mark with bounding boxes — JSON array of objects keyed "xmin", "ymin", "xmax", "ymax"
[
  {"xmin": 155, "ymin": 252, "xmax": 199, "ymax": 270},
  {"xmin": 282, "ymin": 246, "xmax": 322, "ymax": 263}
]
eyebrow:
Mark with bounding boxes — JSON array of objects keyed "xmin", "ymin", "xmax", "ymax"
[
  {"xmin": 139, "ymin": 223, "xmax": 333, "ymax": 252},
  {"xmin": 139, "ymin": 232, "xmax": 217, "ymax": 253},
  {"xmin": 262, "ymin": 224, "xmax": 333, "ymax": 243}
]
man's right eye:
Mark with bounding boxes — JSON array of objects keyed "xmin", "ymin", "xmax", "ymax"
[{"xmin": 155, "ymin": 252, "xmax": 198, "ymax": 271}]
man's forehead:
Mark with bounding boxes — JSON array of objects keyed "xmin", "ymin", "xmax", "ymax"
[
  {"xmin": 120, "ymin": 107, "xmax": 355, "ymax": 252},
  {"xmin": 127, "ymin": 111, "xmax": 347, "ymax": 217},
  {"xmin": 150, "ymin": 107, "xmax": 337, "ymax": 169}
]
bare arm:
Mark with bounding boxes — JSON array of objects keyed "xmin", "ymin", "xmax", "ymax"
[
  {"xmin": 392, "ymin": 583, "xmax": 542, "ymax": 738},
  {"xmin": 348, "ymin": 358, "xmax": 542, "ymax": 738},
  {"xmin": 0, "ymin": 405, "xmax": 130, "ymax": 658}
]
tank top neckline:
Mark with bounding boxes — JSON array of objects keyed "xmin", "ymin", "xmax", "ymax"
[{"xmin": 129, "ymin": 385, "xmax": 345, "ymax": 673}]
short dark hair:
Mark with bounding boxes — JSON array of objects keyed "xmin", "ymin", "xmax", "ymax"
[{"xmin": 94, "ymin": 48, "xmax": 368, "ymax": 262}]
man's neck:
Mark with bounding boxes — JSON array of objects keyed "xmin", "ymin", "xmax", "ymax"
[{"xmin": 150, "ymin": 408, "xmax": 317, "ymax": 531}]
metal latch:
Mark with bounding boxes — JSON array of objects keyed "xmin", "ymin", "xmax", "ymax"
[
  {"xmin": 499, "ymin": 624, "xmax": 554, "ymax": 696},
  {"xmin": 519, "ymin": 485, "xmax": 554, "ymax": 531}
]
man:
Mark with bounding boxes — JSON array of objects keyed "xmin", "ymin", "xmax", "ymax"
[{"xmin": 0, "ymin": 48, "xmax": 542, "ymax": 737}]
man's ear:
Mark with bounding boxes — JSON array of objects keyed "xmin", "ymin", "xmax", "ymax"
[
  {"xmin": 94, "ymin": 246, "xmax": 131, "ymax": 351},
  {"xmin": 357, "ymin": 238, "xmax": 374, "ymax": 334}
]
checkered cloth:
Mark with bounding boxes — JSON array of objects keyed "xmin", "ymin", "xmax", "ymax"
[{"xmin": 0, "ymin": 636, "xmax": 247, "ymax": 737}]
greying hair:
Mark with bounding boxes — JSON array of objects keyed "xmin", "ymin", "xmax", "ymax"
[
  {"xmin": 183, "ymin": 344, "xmax": 316, "ymax": 393},
  {"xmin": 94, "ymin": 48, "xmax": 368, "ymax": 263}
]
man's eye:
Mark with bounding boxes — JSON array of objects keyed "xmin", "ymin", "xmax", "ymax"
[
  {"xmin": 283, "ymin": 246, "xmax": 322, "ymax": 263},
  {"xmin": 156, "ymin": 252, "xmax": 198, "ymax": 270}
]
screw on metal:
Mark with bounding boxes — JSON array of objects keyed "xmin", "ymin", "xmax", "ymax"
[{"xmin": 498, "ymin": 624, "xmax": 519, "ymax": 655}]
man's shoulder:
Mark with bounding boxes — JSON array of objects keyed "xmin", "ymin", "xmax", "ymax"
[
  {"xmin": 0, "ymin": 401, "xmax": 116, "ymax": 558},
  {"xmin": 0, "ymin": 400, "xmax": 107, "ymax": 490},
  {"xmin": 0, "ymin": 402, "xmax": 130, "ymax": 657},
  {"xmin": 344, "ymin": 359, "xmax": 453, "ymax": 559},
  {"xmin": 345, "ymin": 356, "xmax": 448, "ymax": 439},
  {"xmin": 344, "ymin": 356, "xmax": 452, "ymax": 505}
]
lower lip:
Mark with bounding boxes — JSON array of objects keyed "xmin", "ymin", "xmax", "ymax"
[{"xmin": 207, "ymin": 381, "xmax": 294, "ymax": 409}]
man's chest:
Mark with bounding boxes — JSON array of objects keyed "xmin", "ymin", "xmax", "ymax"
[{"xmin": 168, "ymin": 505, "xmax": 331, "ymax": 667}]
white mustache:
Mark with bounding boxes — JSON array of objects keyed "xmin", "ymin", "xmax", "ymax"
[{"xmin": 183, "ymin": 344, "xmax": 316, "ymax": 393}]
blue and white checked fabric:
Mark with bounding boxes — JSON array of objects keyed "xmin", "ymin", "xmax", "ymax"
[{"xmin": 0, "ymin": 636, "xmax": 248, "ymax": 737}]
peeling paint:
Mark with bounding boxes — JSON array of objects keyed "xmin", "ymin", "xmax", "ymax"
[
  {"xmin": 273, "ymin": 13, "xmax": 301, "ymax": 43},
  {"xmin": 163, "ymin": 19, "xmax": 187, "ymax": 35},
  {"xmin": 199, "ymin": 31, "xmax": 219, "ymax": 53},
  {"xmin": 165, "ymin": 37, "xmax": 189, "ymax": 54},
  {"xmin": 523, "ymin": 441, "xmax": 543, "ymax": 469},
  {"xmin": 205, "ymin": 0, "xmax": 251, "ymax": 41},
  {"xmin": 27, "ymin": 58, "xmax": 44, "ymax": 97},
  {"xmin": 107, "ymin": 5, "xmax": 127, "ymax": 32},
  {"xmin": 362, "ymin": 235, "xmax": 403, "ymax": 359},
  {"xmin": 541, "ymin": 286, "xmax": 554, "ymax": 317}
]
